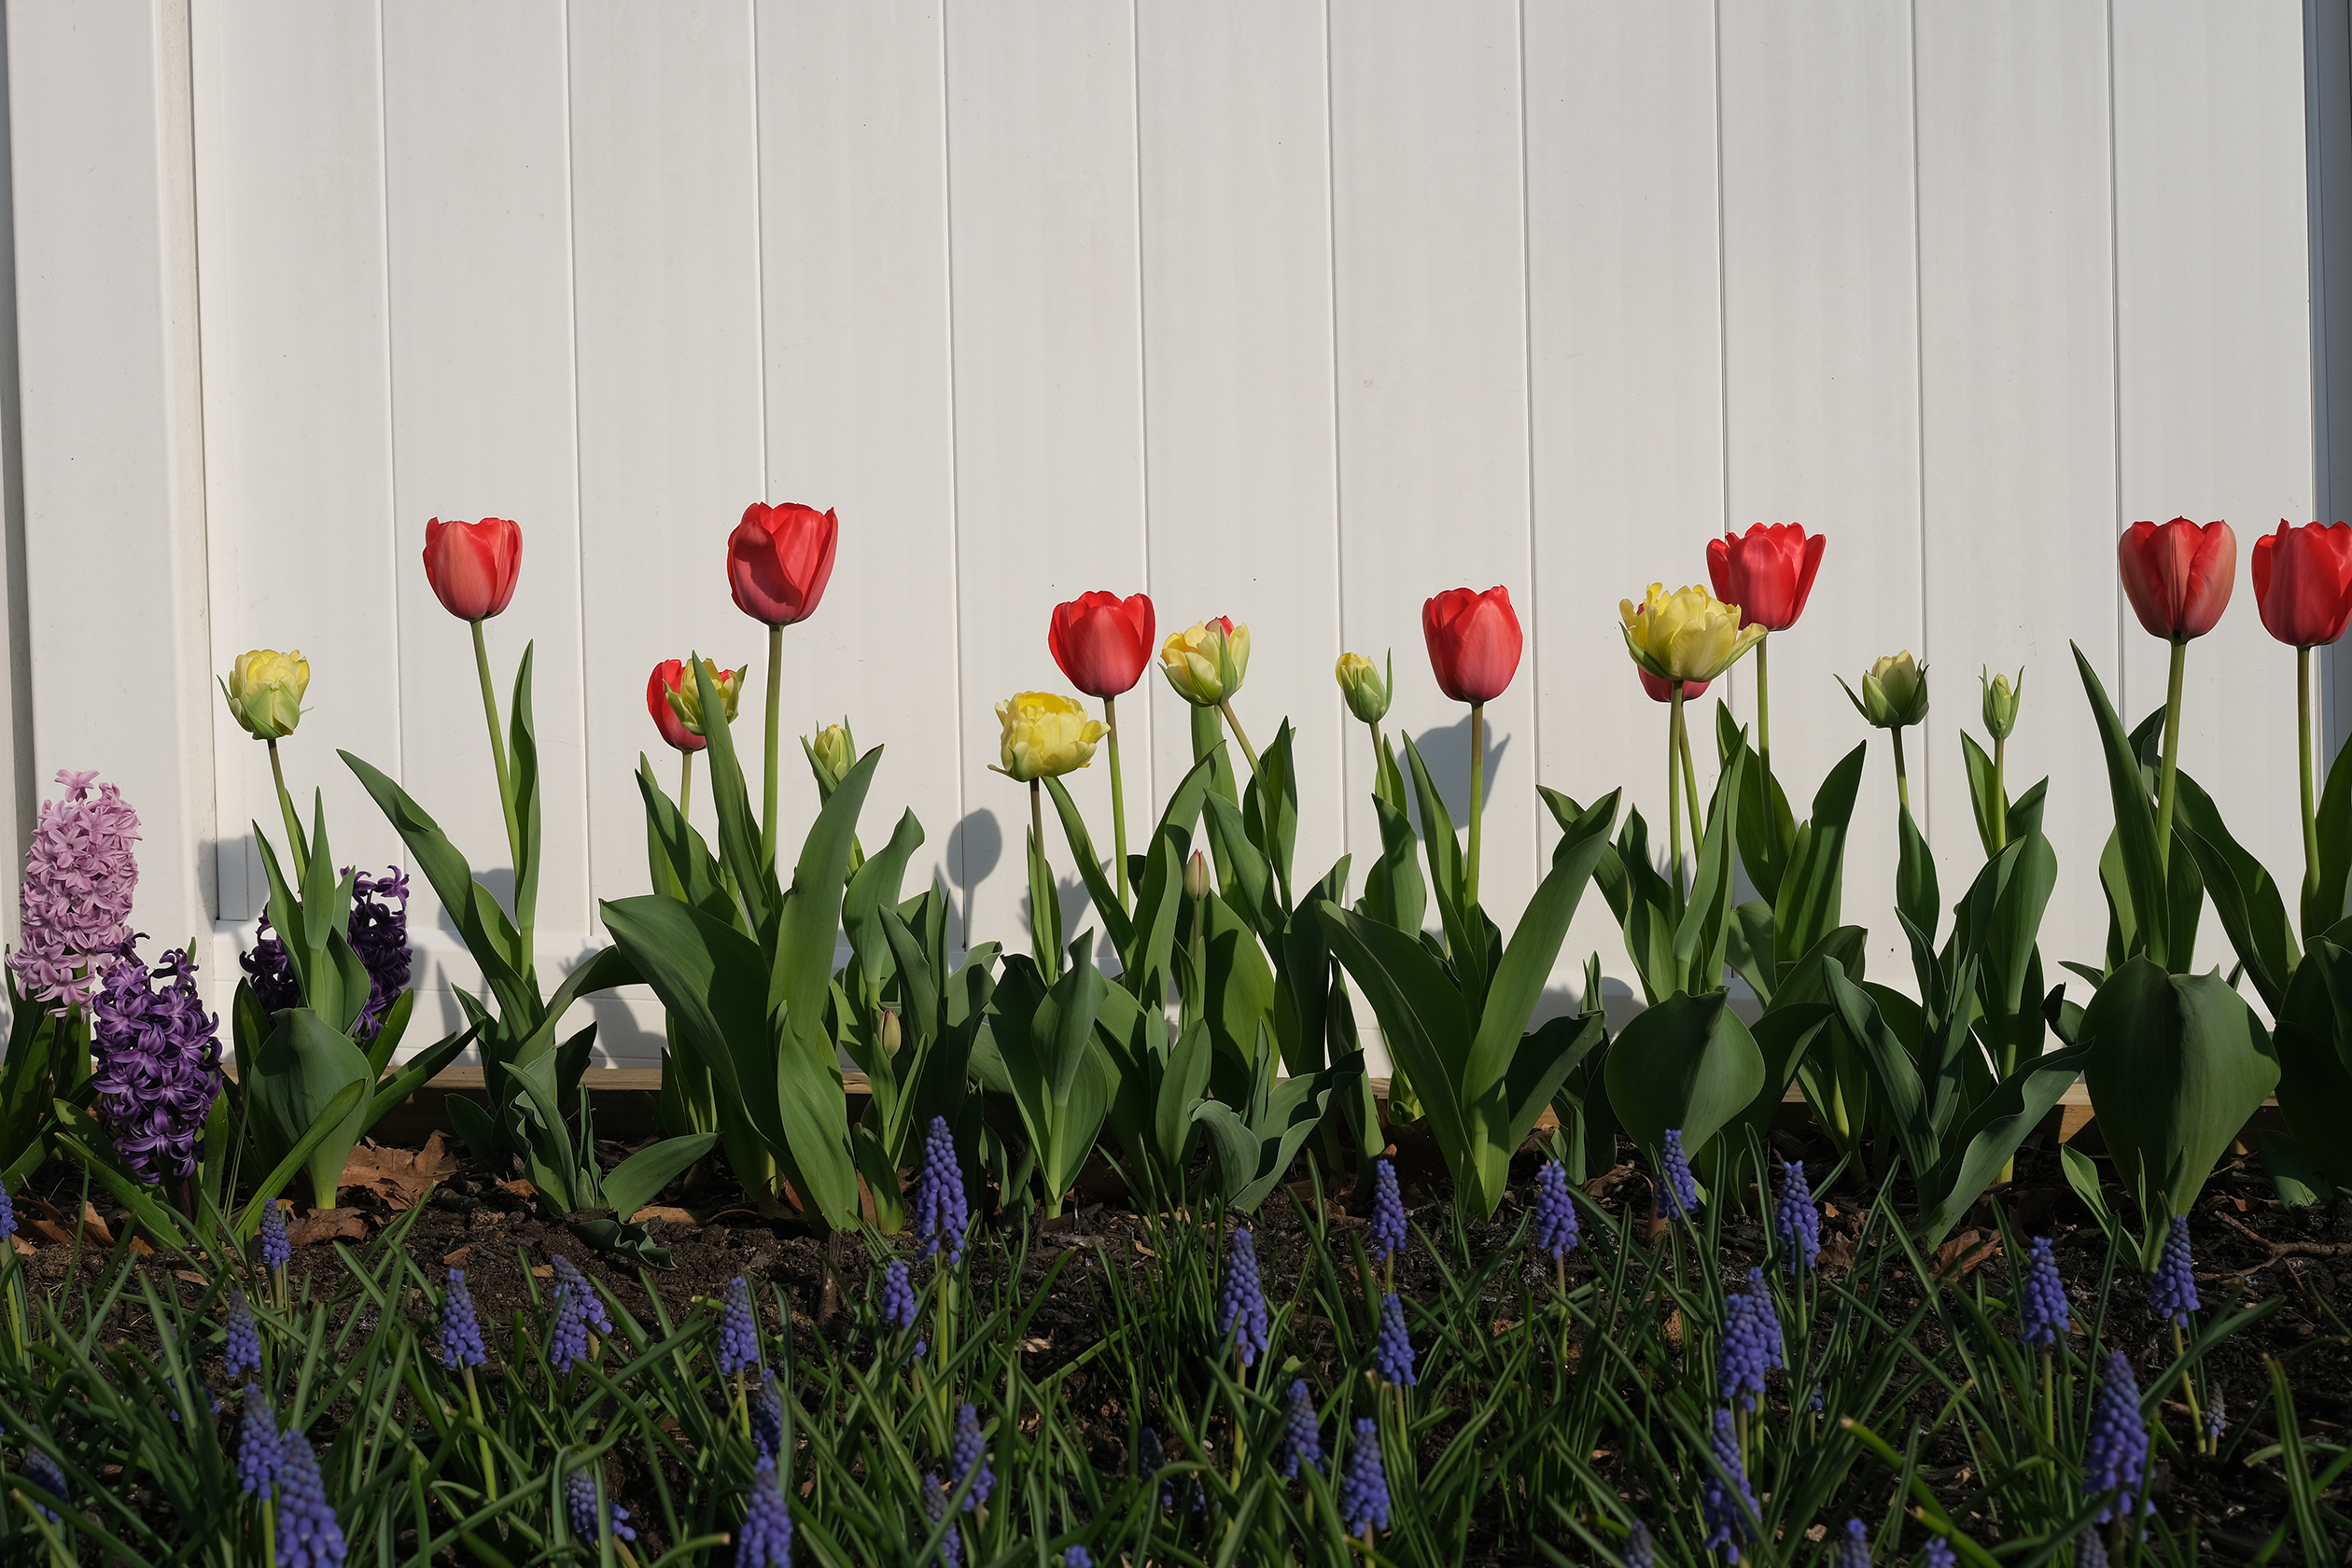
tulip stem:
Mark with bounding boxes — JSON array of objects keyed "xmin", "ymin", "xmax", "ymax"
[
  {"xmin": 679, "ymin": 750, "xmax": 695, "ymax": 832},
  {"xmin": 1991, "ymin": 735, "xmax": 2008, "ymax": 852},
  {"xmin": 469, "ymin": 618, "xmax": 525, "ymax": 904},
  {"xmin": 1466, "ymin": 702, "xmax": 1484, "ymax": 913},
  {"xmin": 1104, "ymin": 694, "xmax": 1131, "ymax": 913},
  {"xmin": 1756, "ymin": 635, "xmax": 1775, "ymax": 812},
  {"xmin": 1218, "ymin": 700, "xmax": 1260, "ymax": 779},
  {"xmin": 1031, "ymin": 779, "xmax": 1046, "ymax": 895},
  {"xmin": 1668, "ymin": 684, "xmax": 1687, "ymax": 903},
  {"xmin": 1891, "ymin": 727, "xmax": 1911, "ymax": 817},
  {"xmin": 2156, "ymin": 637, "xmax": 2186, "ymax": 875},
  {"xmin": 2303, "ymin": 644, "xmax": 2321, "ymax": 912},
  {"xmin": 1677, "ymin": 696, "xmax": 1705, "ymax": 845},
  {"xmin": 266, "ymin": 739, "xmax": 309, "ymax": 885},
  {"xmin": 762, "ymin": 623, "xmax": 784, "ymax": 867}
]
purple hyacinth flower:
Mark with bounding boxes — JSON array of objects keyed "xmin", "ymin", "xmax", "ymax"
[
  {"xmin": 0, "ymin": 1172, "xmax": 18, "ymax": 1243},
  {"xmin": 2076, "ymin": 1529, "xmax": 2111, "ymax": 1567},
  {"xmin": 1925, "ymin": 1537, "xmax": 1958, "ymax": 1568},
  {"xmin": 344, "ymin": 867, "xmax": 412, "ymax": 1043},
  {"xmin": 2019, "ymin": 1236, "xmax": 2070, "ymax": 1350},
  {"xmin": 274, "ymin": 1428, "xmax": 346, "ymax": 1568},
  {"xmin": 1338, "ymin": 1418, "xmax": 1390, "ymax": 1537},
  {"xmin": 90, "ymin": 940, "xmax": 223, "ymax": 1186},
  {"xmin": 1718, "ymin": 1268, "xmax": 1785, "ymax": 1412},
  {"xmin": 1368, "ymin": 1158, "xmax": 1408, "ymax": 1264},
  {"xmin": 1063, "ymin": 1550, "xmax": 1093, "ymax": 1567},
  {"xmin": 880, "ymin": 1259, "xmax": 919, "ymax": 1333},
  {"xmin": 753, "ymin": 1368, "xmax": 786, "ymax": 1459},
  {"xmin": 1373, "ymin": 1291, "xmax": 1417, "ymax": 1387},
  {"xmin": 1624, "ymin": 1520, "xmax": 1657, "ymax": 1568},
  {"xmin": 921, "ymin": 1470, "xmax": 960, "ymax": 1565},
  {"xmin": 237, "ymin": 1383, "xmax": 283, "ymax": 1500},
  {"xmin": 224, "ymin": 1290, "xmax": 263, "ymax": 1379},
  {"xmin": 241, "ymin": 917, "xmax": 301, "ymax": 1015},
  {"xmin": 1218, "ymin": 1226, "xmax": 1270, "ymax": 1368},
  {"xmin": 2148, "ymin": 1216, "xmax": 2200, "ymax": 1328},
  {"xmin": 553, "ymin": 1254, "xmax": 611, "ymax": 1336},
  {"xmin": 1658, "ymin": 1129, "xmax": 1701, "ymax": 1221},
  {"xmin": 914, "ymin": 1116, "xmax": 969, "ymax": 1267},
  {"xmin": 1834, "ymin": 1517, "xmax": 1870, "ymax": 1567},
  {"xmin": 258, "ymin": 1199, "xmax": 290, "ymax": 1271},
  {"xmin": 439, "ymin": 1269, "xmax": 486, "ymax": 1369},
  {"xmin": 738, "ymin": 1452, "xmax": 794, "ymax": 1567},
  {"xmin": 21, "ymin": 1436, "xmax": 63, "ymax": 1523},
  {"xmin": 2085, "ymin": 1349, "xmax": 2151, "ymax": 1524},
  {"xmin": 718, "ymin": 1275, "xmax": 762, "ymax": 1378},
  {"xmin": 12, "ymin": 770, "xmax": 140, "ymax": 1015},
  {"xmin": 1698, "ymin": 1407, "xmax": 1757, "ymax": 1561},
  {"xmin": 949, "ymin": 1402, "xmax": 993, "ymax": 1510},
  {"xmin": 2205, "ymin": 1384, "xmax": 2228, "ymax": 1442},
  {"xmin": 1532, "ymin": 1160, "xmax": 1579, "ymax": 1263},
  {"xmin": 1774, "ymin": 1155, "xmax": 1820, "ymax": 1273},
  {"xmin": 548, "ymin": 1276, "xmax": 590, "ymax": 1376},
  {"xmin": 564, "ymin": 1467, "xmax": 636, "ymax": 1545},
  {"xmin": 1280, "ymin": 1379, "xmax": 1323, "ymax": 1479}
]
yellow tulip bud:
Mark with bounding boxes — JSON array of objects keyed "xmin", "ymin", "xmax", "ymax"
[
  {"xmin": 879, "ymin": 1008, "xmax": 903, "ymax": 1057},
  {"xmin": 810, "ymin": 721, "xmax": 856, "ymax": 782},
  {"xmin": 989, "ymin": 692, "xmax": 1106, "ymax": 783},
  {"xmin": 219, "ymin": 649, "xmax": 310, "ymax": 741},
  {"xmin": 1841, "ymin": 651, "xmax": 1930, "ymax": 730},
  {"xmin": 1160, "ymin": 618, "xmax": 1251, "ymax": 707},
  {"xmin": 1981, "ymin": 666, "xmax": 2023, "ymax": 742},
  {"xmin": 1617, "ymin": 583, "xmax": 1764, "ymax": 684},
  {"xmin": 1184, "ymin": 848, "xmax": 1211, "ymax": 902},
  {"xmin": 665, "ymin": 658, "xmax": 745, "ymax": 737},
  {"xmin": 1334, "ymin": 651, "xmax": 1392, "ymax": 725}
]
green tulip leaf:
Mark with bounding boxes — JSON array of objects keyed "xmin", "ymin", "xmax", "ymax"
[
  {"xmin": 1603, "ymin": 989, "xmax": 1766, "ymax": 1164},
  {"xmin": 2273, "ymin": 934, "xmax": 2352, "ymax": 1189},
  {"xmin": 250, "ymin": 1006, "xmax": 377, "ymax": 1211},
  {"xmin": 1916, "ymin": 1041, "xmax": 2090, "ymax": 1244},
  {"xmin": 2309, "ymin": 724, "xmax": 2352, "ymax": 939},
  {"xmin": 2072, "ymin": 644, "xmax": 2170, "ymax": 969},
  {"xmin": 1771, "ymin": 743, "xmax": 1867, "ymax": 964}
]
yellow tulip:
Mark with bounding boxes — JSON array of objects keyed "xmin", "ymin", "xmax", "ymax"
[
  {"xmin": 990, "ymin": 693, "xmax": 1106, "ymax": 783},
  {"xmin": 810, "ymin": 721, "xmax": 856, "ymax": 782},
  {"xmin": 1334, "ymin": 651, "xmax": 1392, "ymax": 724},
  {"xmin": 220, "ymin": 649, "xmax": 310, "ymax": 741},
  {"xmin": 665, "ymin": 657, "xmax": 745, "ymax": 736},
  {"xmin": 1617, "ymin": 583, "xmax": 1764, "ymax": 683},
  {"xmin": 1160, "ymin": 618, "xmax": 1251, "ymax": 707},
  {"xmin": 1841, "ymin": 651, "xmax": 1930, "ymax": 729}
]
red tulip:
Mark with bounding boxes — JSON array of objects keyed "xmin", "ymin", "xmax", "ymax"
[
  {"xmin": 2118, "ymin": 517, "xmax": 2236, "ymax": 641},
  {"xmin": 1638, "ymin": 668, "xmax": 1709, "ymax": 703},
  {"xmin": 647, "ymin": 661, "xmax": 706, "ymax": 753},
  {"xmin": 1048, "ymin": 592, "xmax": 1155, "ymax": 698},
  {"xmin": 2252, "ymin": 522, "xmax": 2352, "ymax": 648},
  {"xmin": 727, "ymin": 502, "xmax": 838, "ymax": 627},
  {"xmin": 422, "ymin": 518, "xmax": 522, "ymax": 622},
  {"xmin": 1706, "ymin": 524, "xmax": 1826, "ymax": 632},
  {"xmin": 1422, "ymin": 586, "xmax": 1522, "ymax": 705}
]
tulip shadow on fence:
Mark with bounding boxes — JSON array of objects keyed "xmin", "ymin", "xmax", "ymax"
[
  {"xmin": 945, "ymin": 807, "xmax": 1004, "ymax": 950},
  {"xmin": 1408, "ymin": 714, "xmax": 1510, "ymax": 842}
]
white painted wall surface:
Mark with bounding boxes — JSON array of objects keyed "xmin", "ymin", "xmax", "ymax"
[{"xmin": 1, "ymin": 0, "xmax": 2334, "ymax": 1066}]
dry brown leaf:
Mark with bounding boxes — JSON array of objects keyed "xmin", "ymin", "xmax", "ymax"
[
  {"xmin": 497, "ymin": 1178, "xmax": 539, "ymax": 1200},
  {"xmin": 287, "ymin": 1209, "xmax": 367, "ymax": 1247},
  {"xmin": 635, "ymin": 1206, "xmax": 695, "ymax": 1226},
  {"xmin": 1818, "ymin": 1230, "xmax": 1858, "ymax": 1271},
  {"xmin": 30, "ymin": 1198, "xmax": 111, "ymax": 1248},
  {"xmin": 531, "ymin": 1264, "xmax": 553, "ymax": 1279},
  {"xmin": 441, "ymin": 1245, "xmax": 472, "ymax": 1268},
  {"xmin": 173, "ymin": 1271, "xmax": 205, "ymax": 1286},
  {"xmin": 1132, "ymin": 1239, "xmax": 1155, "ymax": 1258},
  {"xmin": 340, "ymin": 1134, "xmax": 461, "ymax": 1212},
  {"xmin": 1933, "ymin": 1229, "xmax": 2001, "ymax": 1281},
  {"xmin": 7, "ymin": 1236, "xmax": 34, "ymax": 1256}
]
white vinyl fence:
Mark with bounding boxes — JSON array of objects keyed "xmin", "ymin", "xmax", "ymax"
[{"xmin": 0, "ymin": 1, "xmax": 2345, "ymax": 1065}]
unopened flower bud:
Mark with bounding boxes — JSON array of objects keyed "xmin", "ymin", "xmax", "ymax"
[
  {"xmin": 1334, "ymin": 651, "xmax": 1392, "ymax": 725},
  {"xmin": 878, "ymin": 1008, "xmax": 902, "ymax": 1057},
  {"xmin": 1840, "ymin": 651, "xmax": 1929, "ymax": 730},
  {"xmin": 1981, "ymin": 666, "xmax": 2023, "ymax": 742},
  {"xmin": 1161, "ymin": 618, "xmax": 1250, "ymax": 707},
  {"xmin": 665, "ymin": 657, "xmax": 745, "ymax": 737},
  {"xmin": 1185, "ymin": 849, "xmax": 1210, "ymax": 903},
  {"xmin": 811, "ymin": 721, "xmax": 856, "ymax": 781},
  {"xmin": 220, "ymin": 650, "xmax": 310, "ymax": 741}
]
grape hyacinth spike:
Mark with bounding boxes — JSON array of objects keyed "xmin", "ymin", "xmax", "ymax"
[
  {"xmin": 719, "ymin": 1275, "xmax": 763, "ymax": 1378},
  {"xmin": 1217, "ymin": 1225, "xmax": 1270, "ymax": 1369},
  {"xmin": 2084, "ymin": 1349, "xmax": 2151, "ymax": 1523},
  {"xmin": 1925, "ymin": 1537, "xmax": 1958, "ymax": 1568},
  {"xmin": 1281, "ymin": 1379, "xmax": 1324, "ymax": 1478},
  {"xmin": 564, "ymin": 1466, "xmax": 637, "ymax": 1546},
  {"xmin": 736, "ymin": 1451, "xmax": 795, "ymax": 1567},
  {"xmin": 21, "ymin": 1436, "xmax": 63, "ymax": 1523},
  {"xmin": 920, "ymin": 1469, "xmax": 960, "ymax": 1565},
  {"xmin": 1338, "ymin": 1417, "xmax": 1391, "ymax": 1538},
  {"xmin": 752, "ymin": 1368, "xmax": 786, "ymax": 1460},
  {"xmin": 2148, "ymin": 1215, "xmax": 2200, "ymax": 1328},
  {"xmin": 1717, "ymin": 1268, "xmax": 1784, "ymax": 1412},
  {"xmin": 949, "ymin": 1402, "xmax": 994, "ymax": 1509},
  {"xmin": 224, "ymin": 1289, "xmax": 263, "ymax": 1380},
  {"xmin": 438, "ymin": 1269, "xmax": 487, "ymax": 1368},
  {"xmin": 1658, "ymin": 1129, "xmax": 1701, "ymax": 1221},
  {"xmin": 548, "ymin": 1269, "xmax": 591, "ymax": 1376},
  {"xmin": 914, "ymin": 1115, "xmax": 969, "ymax": 1267},
  {"xmin": 1623, "ymin": 1520, "xmax": 1657, "ymax": 1568},
  {"xmin": 1374, "ymin": 1291, "xmax": 1418, "ymax": 1387},
  {"xmin": 1699, "ymin": 1407, "xmax": 1757, "ymax": 1560},
  {"xmin": 1368, "ymin": 1158, "xmax": 1407, "ymax": 1266},
  {"xmin": 259, "ymin": 1199, "xmax": 290, "ymax": 1271},
  {"xmin": 1773, "ymin": 1155, "xmax": 1820, "ymax": 1272},
  {"xmin": 553, "ymin": 1254, "xmax": 611, "ymax": 1336},
  {"xmin": 2018, "ymin": 1236, "xmax": 2069, "ymax": 1350},
  {"xmin": 1834, "ymin": 1517, "xmax": 1870, "ymax": 1567},
  {"xmin": 273, "ymin": 1428, "xmax": 347, "ymax": 1568},
  {"xmin": 1531, "ymin": 1160, "xmax": 1578, "ymax": 1268},
  {"xmin": 236, "ymin": 1382, "xmax": 283, "ymax": 1500},
  {"xmin": 880, "ymin": 1259, "xmax": 919, "ymax": 1332}
]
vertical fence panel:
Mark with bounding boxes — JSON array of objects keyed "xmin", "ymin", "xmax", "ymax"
[
  {"xmin": 1523, "ymin": 1, "xmax": 1724, "ymax": 1013},
  {"xmin": 1134, "ymin": 0, "xmax": 1343, "ymax": 911},
  {"xmin": 2114, "ymin": 2, "xmax": 2316, "ymax": 973},
  {"xmin": 1328, "ymin": 0, "xmax": 1537, "ymax": 935},
  {"xmin": 756, "ymin": 1, "xmax": 965, "ymax": 933},
  {"xmin": 945, "ymin": 1, "xmax": 1149, "ymax": 957},
  {"xmin": 1912, "ymin": 0, "xmax": 2118, "ymax": 966}
]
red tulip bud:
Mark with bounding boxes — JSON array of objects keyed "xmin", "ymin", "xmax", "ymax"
[
  {"xmin": 2118, "ymin": 517, "xmax": 2236, "ymax": 642},
  {"xmin": 727, "ymin": 502, "xmax": 838, "ymax": 627},
  {"xmin": 1637, "ymin": 668, "xmax": 1710, "ymax": 704},
  {"xmin": 421, "ymin": 518, "xmax": 522, "ymax": 622},
  {"xmin": 2252, "ymin": 521, "xmax": 2352, "ymax": 649}
]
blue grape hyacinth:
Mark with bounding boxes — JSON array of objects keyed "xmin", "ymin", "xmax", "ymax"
[
  {"xmin": 21, "ymin": 1435, "xmax": 63, "ymax": 1523},
  {"xmin": 753, "ymin": 1367, "xmax": 786, "ymax": 1460},
  {"xmin": 914, "ymin": 1115, "xmax": 969, "ymax": 1266},
  {"xmin": 1698, "ymin": 1407, "xmax": 1757, "ymax": 1561},
  {"xmin": 224, "ymin": 1288, "xmax": 262, "ymax": 1379},
  {"xmin": 1717, "ymin": 1267, "xmax": 1784, "ymax": 1411},
  {"xmin": 1834, "ymin": 1517, "xmax": 1870, "ymax": 1566},
  {"xmin": 258, "ymin": 1198, "xmax": 290, "ymax": 1270},
  {"xmin": 2076, "ymin": 1529, "xmax": 2111, "ymax": 1567},
  {"xmin": 0, "ymin": 1171, "xmax": 17, "ymax": 1243},
  {"xmin": 2019, "ymin": 1236, "xmax": 2069, "ymax": 1350},
  {"xmin": 880, "ymin": 1258, "xmax": 919, "ymax": 1332},
  {"xmin": 237, "ymin": 1383, "xmax": 283, "ymax": 1500},
  {"xmin": 553, "ymin": 1254, "xmax": 611, "ymax": 1335},
  {"xmin": 2148, "ymin": 1216, "xmax": 2200, "ymax": 1328},
  {"xmin": 2205, "ymin": 1383, "xmax": 2228, "ymax": 1442},
  {"xmin": 1373, "ymin": 1291, "xmax": 1417, "ymax": 1387},
  {"xmin": 1138, "ymin": 1427, "xmax": 1170, "ymax": 1511},
  {"xmin": 737, "ymin": 1451, "xmax": 795, "ymax": 1567},
  {"xmin": 949, "ymin": 1402, "xmax": 994, "ymax": 1509},
  {"xmin": 1218, "ymin": 1226, "xmax": 1270, "ymax": 1368},
  {"xmin": 920, "ymin": 1470, "xmax": 960, "ymax": 1565},
  {"xmin": 1531, "ymin": 1160, "xmax": 1579, "ymax": 1263},
  {"xmin": 564, "ymin": 1467, "xmax": 637, "ymax": 1546},
  {"xmin": 1368, "ymin": 1157, "xmax": 1408, "ymax": 1264},
  {"xmin": 719, "ymin": 1275, "xmax": 763, "ymax": 1378},
  {"xmin": 438, "ymin": 1269, "xmax": 486, "ymax": 1369},
  {"xmin": 1658, "ymin": 1129, "xmax": 1700, "ymax": 1221},
  {"xmin": 548, "ymin": 1271, "xmax": 591, "ymax": 1376},
  {"xmin": 1773, "ymin": 1155, "xmax": 1820, "ymax": 1272},
  {"xmin": 1063, "ymin": 1550, "xmax": 1093, "ymax": 1567},
  {"xmin": 1338, "ymin": 1418, "xmax": 1391, "ymax": 1537},
  {"xmin": 274, "ymin": 1428, "xmax": 346, "ymax": 1568},
  {"xmin": 1280, "ymin": 1379, "xmax": 1323, "ymax": 1478},
  {"xmin": 1623, "ymin": 1520, "xmax": 1657, "ymax": 1568},
  {"xmin": 2085, "ymin": 1348, "xmax": 2151, "ymax": 1524},
  {"xmin": 1925, "ymin": 1537, "xmax": 1958, "ymax": 1568}
]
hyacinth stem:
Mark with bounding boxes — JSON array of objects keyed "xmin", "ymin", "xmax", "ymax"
[
  {"xmin": 762, "ymin": 622, "xmax": 784, "ymax": 865},
  {"xmin": 2156, "ymin": 636, "xmax": 2187, "ymax": 875},
  {"xmin": 462, "ymin": 1363, "xmax": 497, "ymax": 1502},
  {"xmin": 2175, "ymin": 1323, "xmax": 2205, "ymax": 1450},
  {"xmin": 679, "ymin": 749, "xmax": 695, "ymax": 831},
  {"xmin": 1891, "ymin": 725, "xmax": 1912, "ymax": 817},
  {"xmin": 469, "ymin": 619, "xmax": 524, "ymax": 891},
  {"xmin": 735, "ymin": 1367, "xmax": 751, "ymax": 1446},
  {"xmin": 1667, "ymin": 685, "xmax": 1687, "ymax": 903},
  {"xmin": 1465, "ymin": 702, "xmax": 1485, "ymax": 913},
  {"xmin": 2303, "ymin": 645, "xmax": 2321, "ymax": 910},
  {"xmin": 1105, "ymin": 693, "xmax": 1131, "ymax": 913},
  {"xmin": 260, "ymin": 1501, "xmax": 275, "ymax": 1567},
  {"xmin": 266, "ymin": 739, "xmax": 308, "ymax": 884},
  {"xmin": 2039, "ymin": 1350, "xmax": 2053, "ymax": 1451},
  {"xmin": 1736, "ymin": 1404, "xmax": 1750, "ymax": 1474}
]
